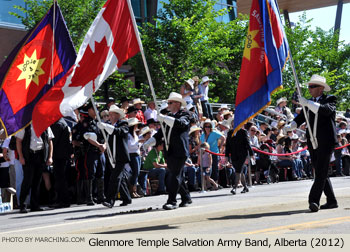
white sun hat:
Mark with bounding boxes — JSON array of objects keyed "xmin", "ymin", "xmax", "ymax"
[
  {"xmin": 305, "ymin": 74, "xmax": 331, "ymax": 92},
  {"xmin": 108, "ymin": 104, "xmax": 125, "ymax": 118},
  {"xmin": 167, "ymin": 92, "xmax": 186, "ymax": 107}
]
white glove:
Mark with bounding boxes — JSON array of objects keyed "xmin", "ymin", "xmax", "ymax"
[
  {"xmin": 143, "ymin": 137, "xmax": 156, "ymax": 150},
  {"xmin": 157, "ymin": 114, "xmax": 165, "ymax": 123},
  {"xmin": 97, "ymin": 122, "xmax": 114, "ymax": 135},
  {"xmin": 97, "ymin": 122, "xmax": 105, "ymax": 130},
  {"xmin": 163, "ymin": 116, "xmax": 175, "ymax": 127},
  {"xmin": 157, "ymin": 114, "xmax": 175, "ymax": 127},
  {"xmin": 298, "ymin": 96, "xmax": 308, "ymax": 107},
  {"xmin": 299, "ymin": 96, "xmax": 320, "ymax": 114},
  {"xmin": 83, "ymin": 132, "xmax": 97, "ymax": 142}
]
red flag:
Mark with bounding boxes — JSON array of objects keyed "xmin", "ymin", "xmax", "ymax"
[
  {"xmin": 0, "ymin": 3, "xmax": 76, "ymax": 137},
  {"xmin": 32, "ymin": 0, "xmax": 140, "ymax": 136},
  {"xmin": 232, "ymin": 0, "xmax": 289, "ymax": 134}
]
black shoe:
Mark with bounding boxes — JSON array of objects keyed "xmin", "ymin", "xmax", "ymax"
[
  {"xmin": 102, "ymin": 199, "xmax": 115, "ymax": 208},
  {"xmin": 230, "ymin": 189, "xmax": 236, "ymax": 195},
  {"xmin": 320, "ymin": 202, "xmax": 338, "ymax": 210},
  {"xmin": 163, "ymin": 203, "xmax": 178, "ymax": 210},
  {"xmin": 179, "ymin": 199, "xmax": 192, "ymax": 208},
  {"xmin": 309, "ymin": 202, "xmax": 319, "ymax": 212},
  {"xmin": 19, "ymin": 206, "xmax": 28, "ymax": 214},
  {"xmin": 119, "ymin": 199, "xmax": 132, "ymax": 206},
  {"xmin": 241, "ymin": 187, "xmax": 249, "ymax": 193},
  {"xmin": 31, "ymin": 207, "xmax": 44, "ymax": 212}
]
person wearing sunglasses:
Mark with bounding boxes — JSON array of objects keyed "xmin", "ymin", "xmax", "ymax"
[
  {"xmin": 285, "ymin": 74, "xmax": 338, "ymax": 212},
  {"xmin": 144, "ymin": 92, "xmax": 192, "ymax": 210}
]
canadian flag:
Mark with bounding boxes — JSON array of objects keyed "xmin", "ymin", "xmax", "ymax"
[{"xmin": 32, "ymin": 0, "xmax": 140, "ymax": 136}]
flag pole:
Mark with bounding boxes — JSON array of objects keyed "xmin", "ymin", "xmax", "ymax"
[
  {"xmin": 126, "ymin": 0, "xmax": 169, "ymax": 151},
  {"xmin": 288, "ymin": 54, "xmax": 318, "ymax": 150},
  {"xmin": 90, "ymin": 97, "xmax": 116, "ymax": 169}
]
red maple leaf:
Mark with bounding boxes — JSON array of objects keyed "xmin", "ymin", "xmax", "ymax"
[{"xmin": 69, "ymin": 37, "xmax": 110, "ymax": 91}]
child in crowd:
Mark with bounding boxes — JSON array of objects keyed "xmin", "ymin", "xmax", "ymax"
[{"xmin": 198, "ymin": 142, "xmax": 219, "ymax": 190}]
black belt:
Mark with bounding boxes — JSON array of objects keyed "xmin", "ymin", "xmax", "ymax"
[{"xmin": 30, "ymin": 149, "xmax": 43, "ymax": 154}]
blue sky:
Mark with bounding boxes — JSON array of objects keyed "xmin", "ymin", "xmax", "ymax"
[{"xmin": 289, "ymin": 3, "xmax": 350, "ymax": 43}]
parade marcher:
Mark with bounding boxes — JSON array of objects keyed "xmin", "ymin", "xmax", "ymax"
[
  {"xmin": 97, "ymin": 105, "xmax": 132, "ymax": 208},
  {"xmin": 83, "ymin": 102, "xmax": 106, "ymax": 205},
  {"xmin": 225, "ymin": 124, "xmax": 254, "ymax": 195},
  {"xmin": 286, "ymin": 74, "xmax": 338, "ymax": 212},
  {"xmin": 72, "ymin": 108, "xmax": 90, "ymax": 205},
  {"xmin": 144, "ymin": 92, "xmax": 192, "ymax": 210},
  {"xmin": 50, "ymin": 118, "xmax": 72, "ymax": 208},
  {"xmin": 16, "ymin": 124, "xmax": 54, "ymax": 213}
]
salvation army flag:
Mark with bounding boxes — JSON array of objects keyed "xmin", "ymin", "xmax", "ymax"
[
  {"xmin": 0, "ymin": 3, "xmax": 76, "ymax": 137},
  {"xmin": 32, "ymin": 0, "xmax": 140, "ymax": 136},
  {"xmin": 233, "ymin": 0, "xmax": 289, "ymax": 134}
]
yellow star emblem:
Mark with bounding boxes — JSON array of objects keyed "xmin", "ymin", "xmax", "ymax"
[
  {"xmin": 243, "ymin": 29, "xmax": 260, "ymax": 61},
  {"xmin": 17, "ymin": 50, "xmax": 46, "ymax": 89}
]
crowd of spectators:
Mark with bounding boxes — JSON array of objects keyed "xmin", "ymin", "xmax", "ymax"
[{"xmin": 1, "ymin": 75, "xmax": 350, "ymax": 213}]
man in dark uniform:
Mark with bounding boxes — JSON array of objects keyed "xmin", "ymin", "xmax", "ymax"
[
  {"xmin": 287, "ymin": 74, "xmax": 338, "ymax": 212},
  {"xmin": 50, "ymin": 118, "xmax": 72, "ymax": 208},
  {"xmin": 97, "ymin": 105, "xmax": 132, "ymax": 208},
  {"xmin": 225, "ymin": 123, "xmax": 254, "ymax": 194},
  {"xmin": 71, "ymin": 108, "xmax": 90, "ymax": 205},
  {"xmin": 144, "ymin": 92, "xmax": 192, "ymax": 210},
  {"xmin": 83, "ymin": 102, "xmax": 106, "ymax": 205}
]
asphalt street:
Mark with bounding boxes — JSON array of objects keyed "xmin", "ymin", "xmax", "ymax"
[{"xmin": 1, "ymin": 176, "xmax": 349, "ymax": 235}]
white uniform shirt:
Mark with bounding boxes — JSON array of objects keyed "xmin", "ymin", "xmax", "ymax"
[{"xmin": 16, "ymin": 125, "xmax": 54, "ymax": 151}]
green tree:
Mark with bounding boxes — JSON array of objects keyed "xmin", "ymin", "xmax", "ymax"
[
  {"xmin": 274, "ymin": 13, "xmax": 350, "ymax": 110},
  {"xmin": 130, "ymin": 0, "xmax": 248, "ymax": 103}
]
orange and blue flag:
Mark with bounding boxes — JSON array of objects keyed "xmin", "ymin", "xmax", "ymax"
[
  {"xmin": 0, "ymin": 3, "xmax": 76, "ymax": 137},
  {"xmin": 233, "ymin": 0, "xmax": 289, "ymax": 134}
]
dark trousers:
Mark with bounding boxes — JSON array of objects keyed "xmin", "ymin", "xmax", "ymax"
[
  {"xmin": 308, "ymin": 144, "xmax": 337, "ymax": 205},
  {"xmin": 210, "ymin": 154, "xmax": 219, "ymax": 181},
  {"xmin": 166, "ymin": 156, "xmax": 191, "ymax": 205},
  {"xmin": 53, "ymin": 158, "xmax": 70, "ymax": 204},
  {"xmin": 20, "ymin": 151, "xmax": 45, "ymax": 209},
  {"xmin": 86, "ymin": 151, "xmax": 105, "ymax": 180},
  {"xmin": 200, "ymin": 100, "xmax": 213, "ymax": 120},
  {"xmin": 105, "ymin": 161, "xmax": 131, "ymax": 203}
]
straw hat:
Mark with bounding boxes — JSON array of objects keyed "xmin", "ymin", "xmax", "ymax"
[
  {"xmin": 127, "ymin": 118, "xmax": 141, "ymax": 127},
  {"xmin": 109, "ymin": 105, "xmax": 125, "ymax": 118},
  {"xmin": 139, "ymin": 126, "xmax": 151, "ymax": 136},
  {"xmin": 167, "ymin": 92, "xmax": 186, "ymax": 107},
  {"xmin": 277, "ymin": 120, "xmax": 286, "ymax": 129},
  {"xmin": 305, "ymin": 74, "xmax": 331, "ymax": 92},
  {"xmin": 189, "ymin": 126, "xmax": 201, "ymax": 135},
  {"xmin": 219, "ymin": 120, "xmax": 231, "ymax": 129},
  {"xmin": 276, "ymin": 97, "xmax": 287, "ymax": 105},
  {"xmin": 132, "ymin": 98, "xmax": 145, "ymax": 105},
  {"xmin": 201, "ymin": 118, "xmax": 215, "ymax": 129}
]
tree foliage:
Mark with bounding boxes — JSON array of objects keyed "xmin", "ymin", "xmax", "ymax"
[{"xmin": 10, "ymin": 0, "xmax": 350, "ymax": 110}]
